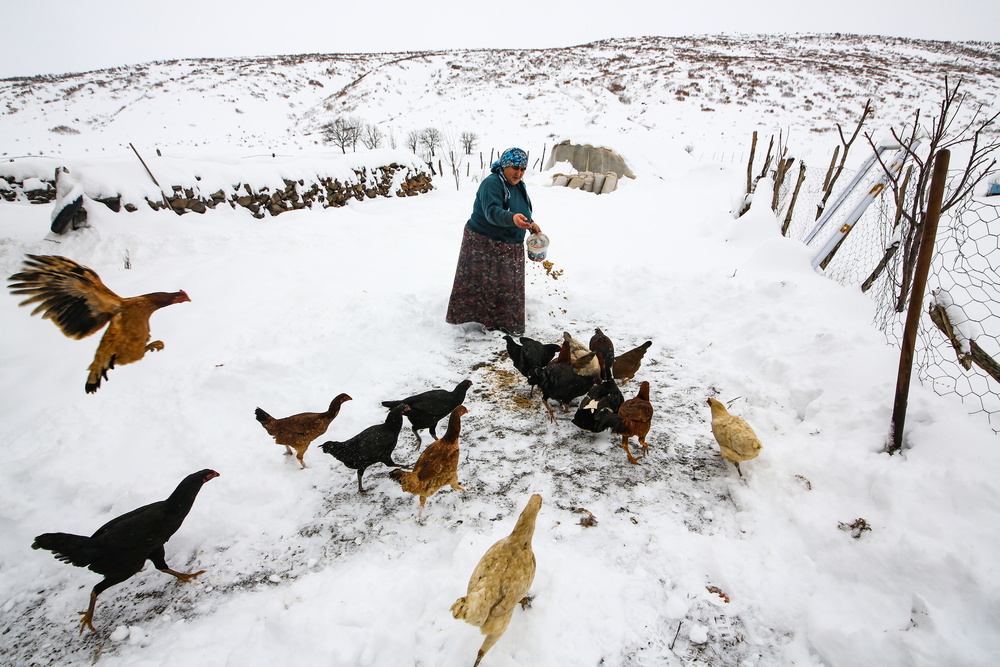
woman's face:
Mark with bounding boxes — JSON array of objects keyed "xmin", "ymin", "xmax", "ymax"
[{"xmin": 503, "ymin": 164, "xmax": 526, "ymax": 185}]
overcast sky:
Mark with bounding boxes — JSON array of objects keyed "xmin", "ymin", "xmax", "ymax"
[{"xmin": 2, "ymin": 0, "xmax": 997, "ymax": 78}]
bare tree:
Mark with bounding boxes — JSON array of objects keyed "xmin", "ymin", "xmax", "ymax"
[
  {"xmin": 420, "ymin": 127, "xmax": 442, "ymax": 158},
  {"xmin": 443, "ymin": 128, "xmax": 467, "ymax": 191},
  {"xmin": 348, "ymin": 115, "xmax": 364, "ymax": 151},
  {"xmin": 868, "ymin": 77, "xmax": 999, "ymax": 311},
  {"xmin": 361, "ymin": 124, "xmax": 384, "ymax": 150},
  {"xmin": 404, "ymin": 130, "xmax": 420, "ymax": 154},
  {"xmin": 322, "ymin": 117, "xmax": 363, "ymax": 154},
  {"xmin": 460, "ymin": 131, "xmax": 478, "ymax": 155}
]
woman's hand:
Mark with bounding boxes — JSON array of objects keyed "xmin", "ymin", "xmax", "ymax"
[{"xmin": 513, "ymin": 215, "xmax": 539, "ymax": 234}]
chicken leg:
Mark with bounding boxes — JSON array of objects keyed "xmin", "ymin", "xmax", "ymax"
[
  {"xmin": 78, "ymin": 590, "xmax": 100, "ymax": 634},
  {"xmin": 474, "ymin": 632, "xmax": 503, "ymax": 667},
  {"xmin": 540, "ymin": 398, "xmax": 557, "ymax": 422},
  {"xmin": 77, "ymin": 570, "xmax": 132, "ymax": 634},
  {"xmin": 622, "ymin": 436, "xmax": 641, "ymax": 465}
]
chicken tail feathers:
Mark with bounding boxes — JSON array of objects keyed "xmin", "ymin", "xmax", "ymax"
[
  {"xmin": 451, "ymin": 596, "xmax": 470, "ymax": 621},
  {"xmin": 85, "ymin": 361, "xmax": 113, "ymax": 394},
  {"xmin": 388, "ymin": 468, "xmax": 419, "ymax": 492},
  {"xmin": 319, "ymin": 441, "xmax": 347, "ymax": 462},
  {"xmin": 253, "ymin": 408, "xmax": 273, "ymax": 426},
  {"xmin": 451, "ymin": 590, "xmax": 491, "ymax": 627},
  {"xmin": 32, "ymin": 532, "xmax": 95, "ymax": 568},
  {"xmin": 596, "ymin": 411, "xmax": 625, "ymax": 434}
]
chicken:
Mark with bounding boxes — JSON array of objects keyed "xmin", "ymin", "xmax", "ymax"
[
  {"xmin": 571, "ymin": 353, "xmax": 624, "ymax": 433},
  {"xmin": 504, "ymin": 335, "xmax": 560, "ymax": 394},
  {"xmin": 588, "ymin": 328, "xmax": 615, "ymax": 370},
  {"xmin": 7, "ymin": 254, "xmax": 191, "ymax": 393},
  {"xmin": 389, "ymin": 405, "xmax": 468, "ymax": 522},
  {"xmin": 319, "ymin": 403, "xmax": 409, "ymax": 492},
  {"xmin": 31, "ymin": 469, "xmax": 219, "ymax": 634},
  {"xmin": 527, "ymin": 346, "xmax": 597, "ymax": 422},
  {"xmin": 562, "ymin": 331, "xmax": 600, "ymax": 377},
  {"xmin": 612, "ymin": 340, "xmax": 652, "ymax": 384},
  {"xmin": 451, "ymin": 494, "xmax": 542, "ymax": 667},
  {"xmin": 547, "ymin": 339, "xmax": 597, "ymax": 376},
  {"xmin": 600, "ymin": 381, "xmax": 653, "ymax": 464},
  {"xmin": 707, "ymin": 398, "xmax": 763, "ymax": 476},
  {"xmin": 381, "ymin": 379, "xmax": 472, "ymax": 445},
  {"xmin": 254, "ymin": 393, "xmax": 352, "ymax": 468}
]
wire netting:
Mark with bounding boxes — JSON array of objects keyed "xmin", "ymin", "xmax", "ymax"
[
  {"xmin": 918, "ymin": 198, "xmax": 1000, "ymax": 423},
  {"xmin": 778, "ymin": 159, "xmax": 1000, "ymax": 428}
]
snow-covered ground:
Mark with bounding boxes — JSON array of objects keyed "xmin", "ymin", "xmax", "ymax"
[{"xmin": 2, "ymin": 36, "xmax": 999, "ymax": 667}]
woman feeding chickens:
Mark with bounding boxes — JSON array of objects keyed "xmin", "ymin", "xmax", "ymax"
[{"xmin": 446, "ymin": 147, "xmax": 542, "ymax": 336}]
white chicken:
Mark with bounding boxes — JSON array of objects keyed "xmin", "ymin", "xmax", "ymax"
[
  {"xmin": 707, "ymin": 398, "xmax": 763, "ymax": 476},
  {"xmin": 451, "ymin": 494, "xmax": 542, "ymax": 666},
  {"xmin": 562, "ymin": 331, "xmax": 601, "ymax": 377}
]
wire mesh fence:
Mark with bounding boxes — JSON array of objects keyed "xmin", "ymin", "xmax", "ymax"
[{"xmin": 777, "ymin": 160, "xmax": 1000, "ymax": 429}]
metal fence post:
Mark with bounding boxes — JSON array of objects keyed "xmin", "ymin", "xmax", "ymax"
[{"xmin": 887, "ymin": 149, "xmax": 951, "ymax": 454}]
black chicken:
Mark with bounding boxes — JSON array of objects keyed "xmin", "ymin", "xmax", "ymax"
[
  {"xmin": 320, "ymin": 403, "xmax": 409, "ymax": 492},
  {"xmin": 381, "ymin": 379, "xmax": 472, "ymax": 445},
  {"xmin": 527, "ymin": 355, "xmax": 598, "ymax": 422},
  {"xmin": 32, "ymin": 469, "xmax": 219, "ymax": 634},
  {"xmin": 504, "ymin": 335, "xmax": 561, "ymax": 394},
  {"xmin": 572, "ymin": 353, "xmax": 624, "ymax": 432}
]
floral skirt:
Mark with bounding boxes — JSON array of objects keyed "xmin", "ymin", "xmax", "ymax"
[{"xmin": 446, "ymin": 225, "xmax": 525, "ymax": 334}]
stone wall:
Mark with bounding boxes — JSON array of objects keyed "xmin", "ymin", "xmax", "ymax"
[
  {"xmin": 0, "ymin": 176, "xmax": 55, "ymax": 204},
  {"xmin": 0, "ymin": 163, "xmax": 433, "ymax": 220}
]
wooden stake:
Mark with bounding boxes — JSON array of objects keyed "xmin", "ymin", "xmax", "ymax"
[
  {"xmin": 782, "ymin": 162, "xmax": 807, "ymax": 236},
  {"xmin": 771, "ymin": 155, "xmax": 793, "ymax": 212},
  {"xmin": 747, "ymin": 132, "xmax": 758, "ymax": 193},
  {"xmin": 130, "ymin": 142, "xmax": 161, "ymax": 187},
  {"xmin": 887, "ymin": 149, "xmax": 950, "ymax": 455},
  {"xmin": 129, "ymin": 142, "xmax": 171, "ymax": 210}
]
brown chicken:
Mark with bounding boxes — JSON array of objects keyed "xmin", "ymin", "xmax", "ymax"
[
  {"xmin": 390, "ymin": 405, "xmax": 468, "ymax": 522},
  {"xmin": 707, "ymin": 398, "xmax": 763, "ymax": 476},
  {"xmin": 7, "ymin": 254, "xmax": 190, "ymax": 393},
  {"xmin": 255, "ymin": 393, "xmax": 352, "ymax": 468},
  {"xmin": 588, "ymin": 328, "xmax": 615, "ymax": 370},
  {"xmin": 452, "ymin": 494, "xmax": 542, "ymax": 667},
  {"xmin": 613, "ymin": 381, "xmax": 653, "ymax": 464},
  {"xmin": 612, "ymin": 340, "xmax": 652, "ymax": 384}
]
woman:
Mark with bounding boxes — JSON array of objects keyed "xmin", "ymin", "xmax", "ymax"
[{"xmin": 446, "ymin": 147, "xmax": 542, "ymax": 336}]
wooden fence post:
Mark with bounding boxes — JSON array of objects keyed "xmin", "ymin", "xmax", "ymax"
[
  {"xmin": 887, "ymin": 149, "xmax": 950, "ymax": 454},
  {"xmin": 781, "ymin": 162, "xmax": 807, "ymax": 236}
]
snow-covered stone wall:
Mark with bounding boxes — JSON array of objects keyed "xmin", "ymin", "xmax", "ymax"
[{"xmin": 0, "ymin": 149, "xmax": 434, "ymax": 220}]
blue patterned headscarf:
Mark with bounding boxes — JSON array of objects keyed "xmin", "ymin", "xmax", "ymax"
[{"xmin": 491, "ymin": 147, "xmax": 528, "ymax": 174}]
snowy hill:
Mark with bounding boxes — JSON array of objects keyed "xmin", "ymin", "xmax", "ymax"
[
  {"xmin": 1, "ymin": 34, "xmax": 1000, "ymax": 667},
  {"xmin": 3, "ymin": 34, "xmax": 999, "ymax": 161}
]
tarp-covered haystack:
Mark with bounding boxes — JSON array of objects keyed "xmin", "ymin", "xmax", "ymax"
[{"xmin": 545, "ymin": 141, "xmax": 634, "ymax": 194}]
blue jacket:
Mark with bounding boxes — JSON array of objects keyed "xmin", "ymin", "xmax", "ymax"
[{"xmin": 466, "ymin": 172, "xmax": 533, "ymax": 243}]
